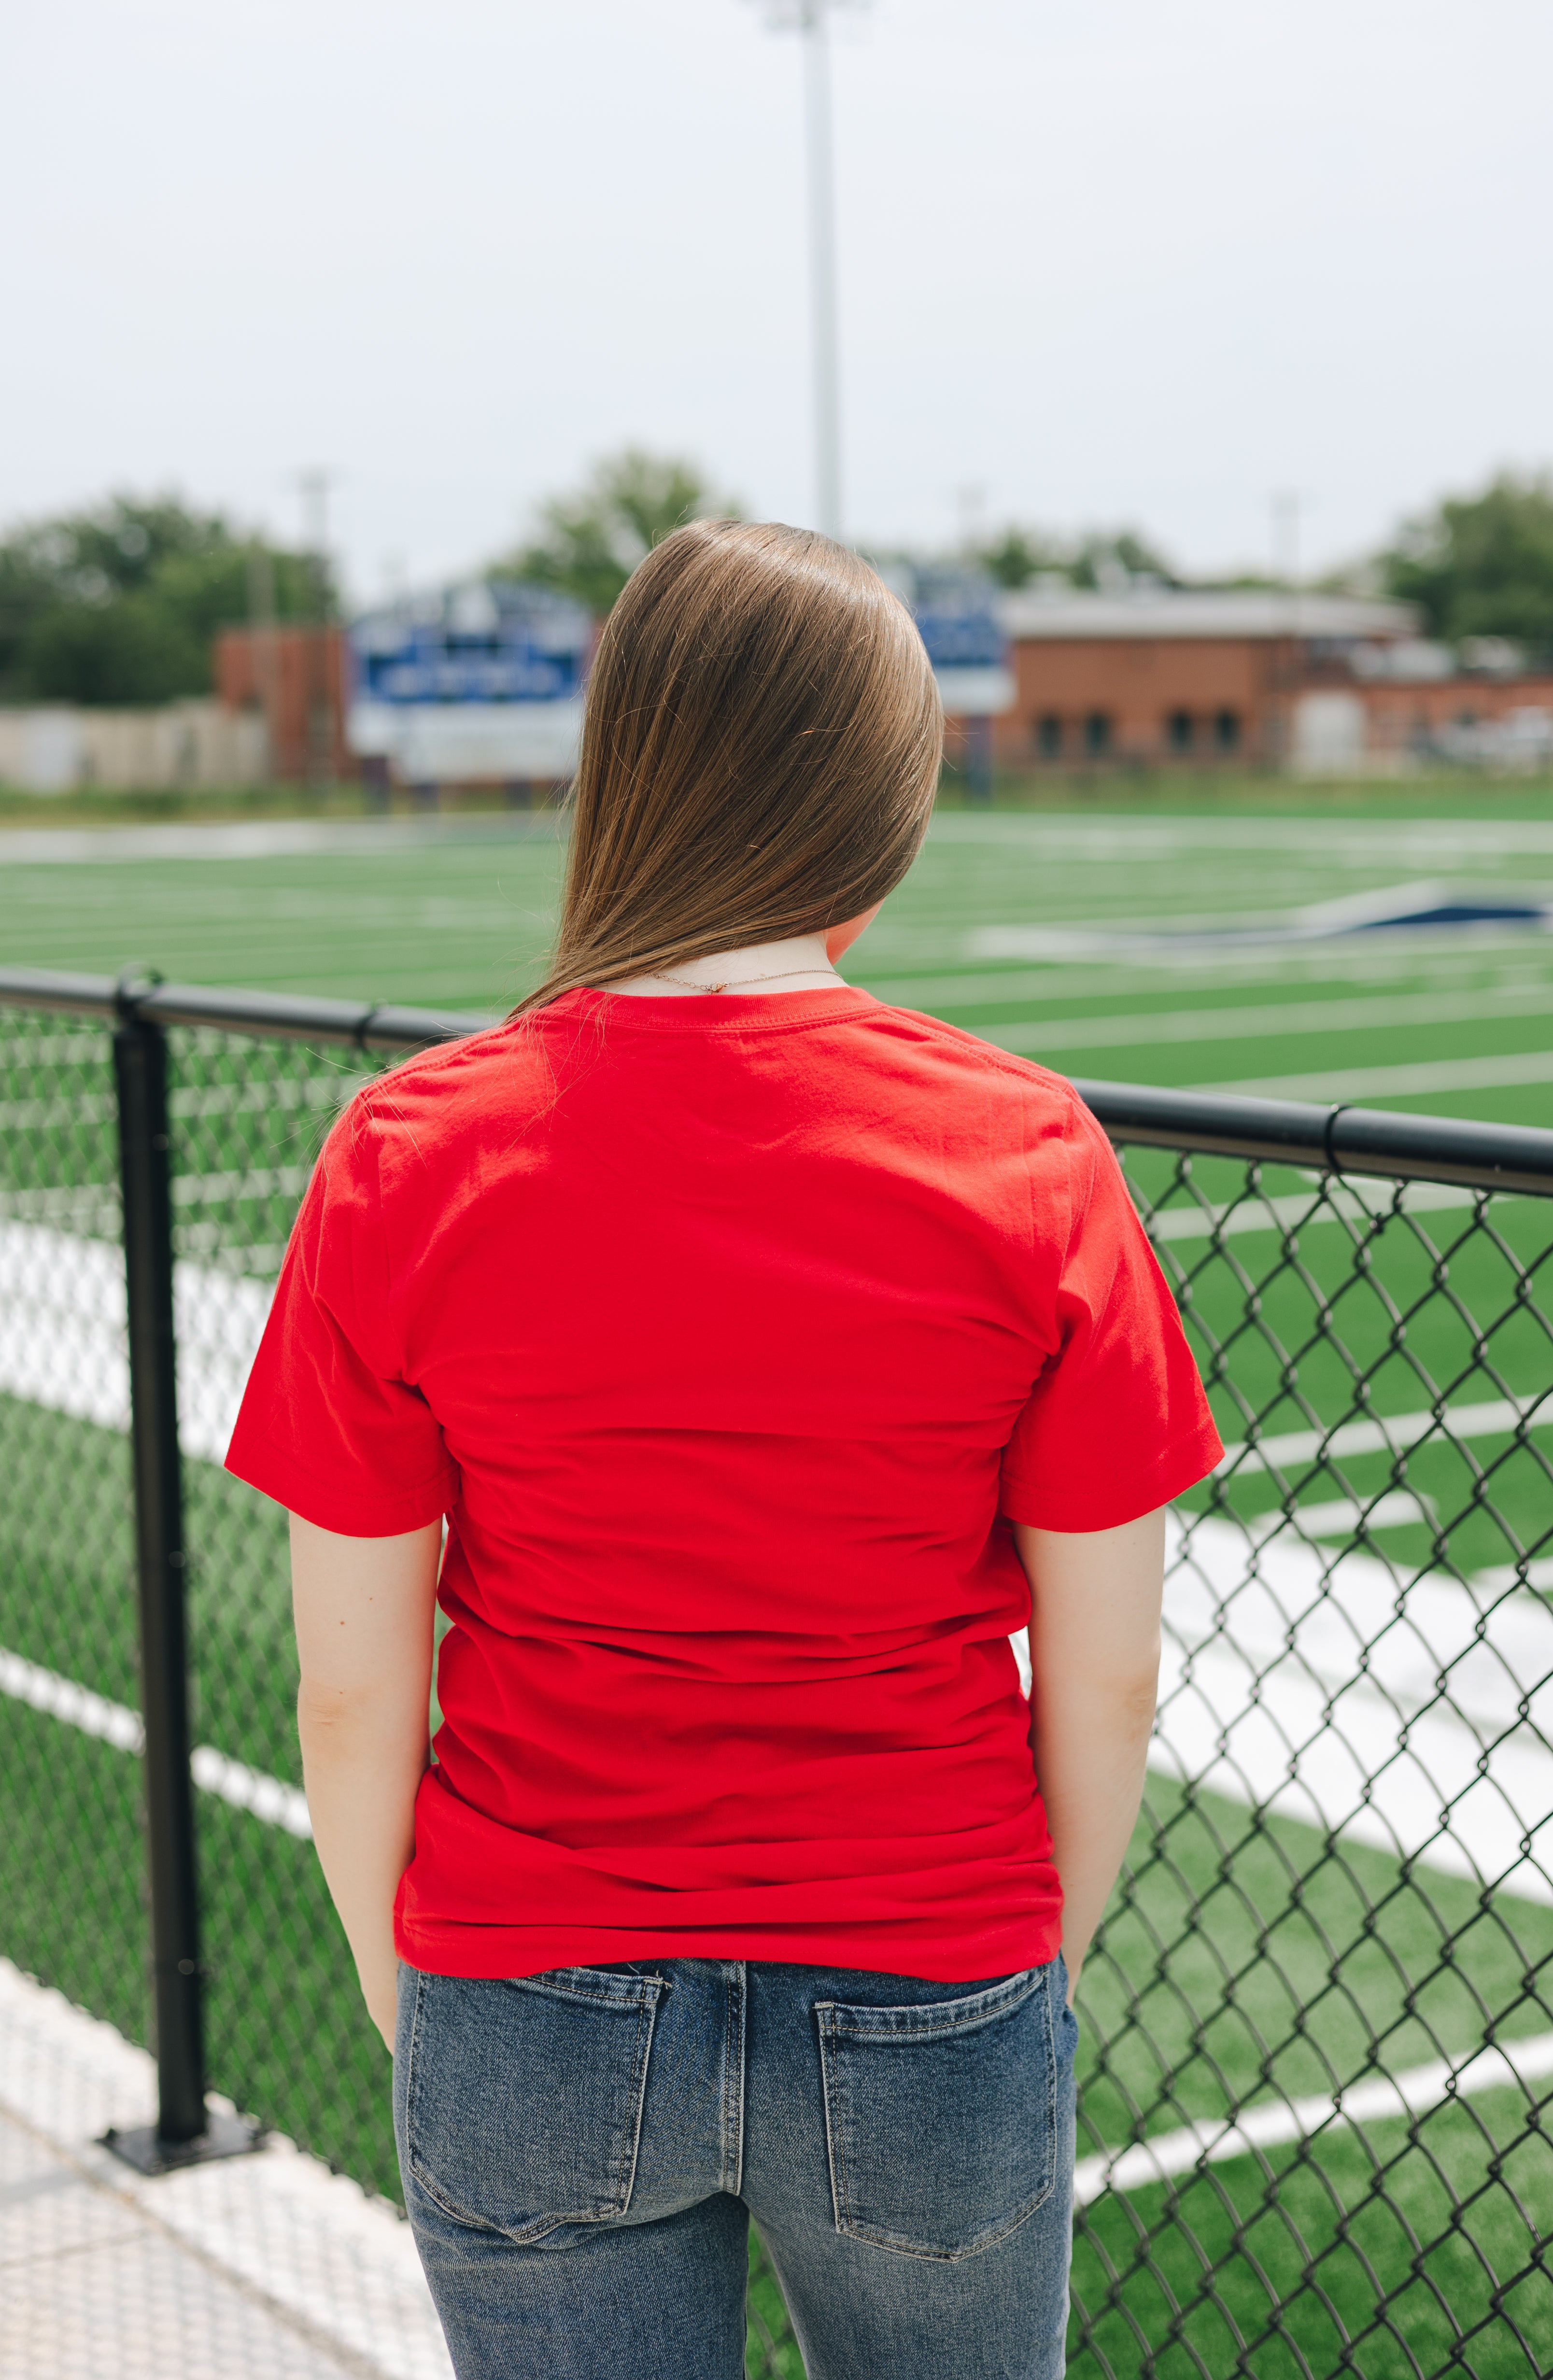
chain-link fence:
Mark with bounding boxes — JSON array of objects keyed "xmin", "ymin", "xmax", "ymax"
[{"xmin": 1, "ymin": 966, "xmax": 1550, "ymax": 2379}]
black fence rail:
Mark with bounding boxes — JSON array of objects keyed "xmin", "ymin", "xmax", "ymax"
[{"xmin": 1, "ymin": 962, "xmax": 1550, "ymax": 2380}]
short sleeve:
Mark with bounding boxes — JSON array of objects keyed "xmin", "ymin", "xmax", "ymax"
[
  {"xmin": 224, "ymin": 1101, "xmax": 459, "ymax": 1535},
  {"xmin": 999, "ymin": 1105, "xmax": 1222, "ymax": 1531}
]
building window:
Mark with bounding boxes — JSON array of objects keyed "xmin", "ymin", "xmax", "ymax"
[
  {"xmin": 1166, "ymin": 709, "xmax": 1194, "ymax": 753},
  {"xmin": 1035, "ymin": 713, "xmax": 1062, "ymax": 758},
  {"xmin": 1084, "ymin": 711, "xmax": 1113, "ymax": 757},
  {"xmin": 1213, "ymin": 709, "xmax": 1241, "ymax": 752}
]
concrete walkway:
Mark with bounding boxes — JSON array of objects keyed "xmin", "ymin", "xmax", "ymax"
[
  {"xmin": 0, "ymin": 2106, "xmax": 363, "ymax": 2380},
  {"xmin": 0, "ymin": 1962, "xmax": 452, "ymax": 2380}
]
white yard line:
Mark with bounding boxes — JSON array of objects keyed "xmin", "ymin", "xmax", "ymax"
[
  {"xmin": 1193, "ymin": 1049, "xmax": 1553, "ymax": 1100},
  {"xmin": 1146, "ymin": 1178, "xmax": 1490, "ymax": 1242},
  {"xmin": 0, "ymin": 1220, "xmax": 270, "ymax": 1460},
  {"xmin": 0, "ymin": 816, "xmax": 554, "ymax": 864},
  {"xmin": 868, "ymin": 952, "xmax": 1553, "ymax": 1004},
  {"xmin": 952, "ymin": 923, "xmax": 1553, "ymax": 970},
  {"xmin": 1254, "ymin": 1490, "xmax": 1433, "ymax": 1539},
  {"xmin": 1009, "ymin": 1503, "xmax": 1553, "ymax": 1925},
  {"xmin": 1156, "ymin": 1511, "xmax": 1553, "ymax": 1905},
  {"xmin": 1218, "ymin": 1394, "xmax": 1552, "ymax": 1478},
  {"xmin": 928, "ymin": 816, "xmax": 1553, "ymax": 859},
  {"xmin": 0, "ymin": 1647, "xmax": 311, "ymax": 1837},
  {"xmin": 0, "ymin": 1647, "xmax": 143, "ymax": 1754},
  {"xmin": 1075, "ymin": 2028, "xmax": 1553, "ymax": 2204},
  {"xmin": 985, "ymin": 983, "xmax": 1553, "ymax": 1056}
]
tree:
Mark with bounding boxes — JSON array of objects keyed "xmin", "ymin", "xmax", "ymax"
[
  {"xmin": 0, "ymin": 494, "xmax": 322, "ymax": 705},
  {"xmin": 970, "ymin": 522, "xmax": 1181, "ymax": 592},
  {"xmin": 975, "ymin": 526, "xmax": 1068, "ymax": 590},
  {"xmin": 1068, "ymin": 528, "xmax": 1181, "ymax": 591},
  {"xmin": 16, "ymin": 598, "xmax": 208, "ymax": 709},
  {"xmin": 506, "ymin": 450, "xmax": 740, "ymax": 614},
  {"xmin": 1380, "ymin": 473, "xmax": 1553, "ymax": 653}
]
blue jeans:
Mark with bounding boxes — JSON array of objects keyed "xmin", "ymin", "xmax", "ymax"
[{"xmin": 394, "ymin": 1953, "xmax": 1077, "ymax": 2379}]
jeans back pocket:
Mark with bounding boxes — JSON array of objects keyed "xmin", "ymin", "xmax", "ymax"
[
  {"xmin": 399, "ymin": 1966, "xmax": 666, "ymax": 2247},
  {"xmin": 816, "ymin": 1964, "xmax": 1058, "ymax": 2261}
]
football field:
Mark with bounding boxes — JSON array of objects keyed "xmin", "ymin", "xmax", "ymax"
[
  {"xmin": 3, "ymin": 797, "xmax": 1553, "ymax": 2377},
  {"xmin": 4, "ymin": 801, "xmax": 1553, "ymax": 1130}
]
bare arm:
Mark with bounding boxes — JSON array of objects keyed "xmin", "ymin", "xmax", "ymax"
[
  {"xmin": 1013, "ymin": 1508, "xmax": 1166, "ymax": 2003},
  {"xmin": 290, "ymin": 1514, "xmax": 442, "ymax": 2049}
]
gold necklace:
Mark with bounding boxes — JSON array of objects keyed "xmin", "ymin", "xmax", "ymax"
[{"xmin": 647, "ymin": 965, "xmax": 843, "ymax": 995}]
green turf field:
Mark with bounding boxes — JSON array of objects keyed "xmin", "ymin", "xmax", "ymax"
[
  {"xmin": 4, "ymin": 800, "xmax": 1553, "ymax": 1130},
  {"xmin": 3, "ymin": 794, "xmax": 1552, "ymax": 2375}
]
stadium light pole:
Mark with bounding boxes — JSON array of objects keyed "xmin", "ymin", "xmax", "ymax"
[
  {"xmin": 1271, "ymin": 489, "xmax": 1303, "ymax": 768},
  {"xmin": 296, "ymin": 468, "xmax": 338, "ymax": 788},
  {"xmin": 757, "ymin": 1, "xmax": 867, "ymax": 541}
]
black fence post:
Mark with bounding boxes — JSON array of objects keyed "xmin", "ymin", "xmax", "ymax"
[{"xmin": 103, "ymin": 996, "xmax": 259, "ymax": 2172}]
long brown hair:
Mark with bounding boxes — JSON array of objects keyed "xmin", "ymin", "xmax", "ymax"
[{"xmin": 514, "ymin": 520, "xmax": 942, "ymax": 1013}]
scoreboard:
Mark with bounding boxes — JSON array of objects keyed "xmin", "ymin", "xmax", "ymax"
[
  {"xmin": 908, "ymin": 565, "xmax": 1016, "ymax": 718},
  {"xmin": 347, "ymin": 580, "xmax": 593, "ymax": 783}
]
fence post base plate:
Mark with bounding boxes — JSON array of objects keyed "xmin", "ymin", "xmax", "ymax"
[{"xmin": 100, "ymin": 2111, "xmax": 265, "ymax": 2176}]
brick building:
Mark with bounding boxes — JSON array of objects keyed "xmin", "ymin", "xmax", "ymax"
[
  {"xmin": 211, "ymin": 593, "xmax": 1553, "ymax": 787},
  {"xmin": 1304, "ymin": 665, "xmax": 1553, "ymax": 771},
  {"xmin": 214, "ymin": 625, "xmax": 351, "ymax": 782},
  {"xmin": 986, "ymin": 591, "xmax": 1417, "ymax": 770}
]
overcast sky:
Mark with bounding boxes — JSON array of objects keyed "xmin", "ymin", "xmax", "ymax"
[{"xmin": 7, "ymin": 0, "xmax": 1551, "ymax": 598}]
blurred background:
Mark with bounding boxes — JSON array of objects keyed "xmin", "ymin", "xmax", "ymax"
[
  {"xmin": 3, "ymin": 0, "xmax": 1553, "ymax": 787},
  {"xmin": 6, "ymin": 0, "xmax": 1553, "ymax": 1127},
  {"xmin": 7, "ymin": 0, "xmax": 1553, "ymax": 584},
  {"xmin": 6, "ymin": 0, "xmax": 1553, "ymax": 1135}
]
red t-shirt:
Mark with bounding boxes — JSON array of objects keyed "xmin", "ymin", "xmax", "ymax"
[{"xmin": 226, "ymin": 986, "xmax": 1221, "ymax": 1982}]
